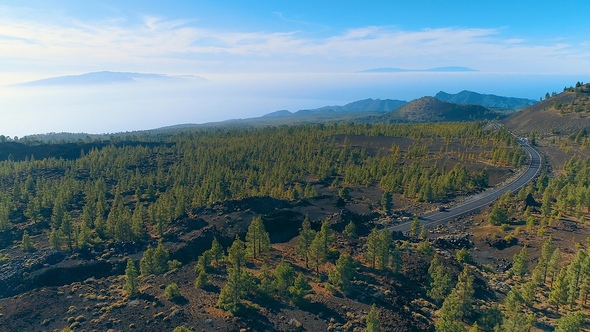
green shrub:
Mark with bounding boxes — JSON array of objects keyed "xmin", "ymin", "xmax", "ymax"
[{"xmin": 164, "ymin": 283, "xmax": 181, "ymax": 300}]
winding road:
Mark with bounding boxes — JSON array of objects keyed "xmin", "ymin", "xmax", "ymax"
[{"xmin": 388, "ymin": 140, "xmax": 542, "ymax": 233}]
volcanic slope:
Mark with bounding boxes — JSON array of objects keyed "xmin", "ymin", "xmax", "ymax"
[{"xmin": 504, "ymin": 83, "xmax": 590, "ymax": 135}]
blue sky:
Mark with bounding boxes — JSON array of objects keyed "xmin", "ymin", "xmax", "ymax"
[{"xmin": 1, "ymin": 1, "xmax": 590, "ymax": 135}]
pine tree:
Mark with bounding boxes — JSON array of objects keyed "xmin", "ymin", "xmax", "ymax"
[
  {"xmin": 456, "ymin": 248, "xmax": 471, "ymax": 264},
  {"xmin": 273, "ymin": 261, "xmax": 295, "ymax": 295},
  {"xmin": 50, "ymin": 199, "xmax": 65, "ymax": 230},
  {"xmin": 217, "ymin": 267, "xmax": 243, "ymax": 314},
  {"xmin": 566, "ymin": 250, "xmax": 587, "ymax": 308},
  {"xmin": 289, "ymin": 272, "xmax": 312, "ymax": 306},
  {"xmin": 94, "ymin": 212, "xmax": 107, "ymax": 240},
  {"xmin": 77, "ymin": 222, "xmax": 92, "ymax": 249},
  {"xmin": 329, "ymin": 253, "xmax": 356, "ymax": 293},
  {"xmin": 210, "ymin": 237, "xmax": 224, "ymax": 266},
  {"xmin": 258, "ymin": 263, "xmax": 273, "ymax": 298},
  {"xmin": 555, "ymin": 311, "xmax": 585, "ymax": 332},
  {"xmin": 131, "ymin": 203, "xmax": 147, "ymax": 240},
  {"xmin": 580, "ymin": 255, "xmax": 590, "ymax": 305},
  {"xmin": 455, "ymin": 267, "xmax": 474, "ymax": 318},
  {"xmin": 503, "ymin": 286, "xmax": 524, "ymax": 314},
  {"xmin": 501, "ymin": 309, "xmax": 531, "ymax": 332},
  {"xmin": 21, "ymin": 230, "xmax": 33, "ymax": 251},
  {"xmin": 140, "ymin": 241, "xmax": 170, "ymax": 276},
  {"xmin": 304, "ymin": 183, "xmax": 317, "ymax": 198},
  {"xmin": 245, "ymin": 216, "xmax": 271, "ymax": 260},
  {"xmin": 440, "ymin": 266, "xmax": 474, "ymax": 322},
  {"xmin": 365, "ymin": 227, "xmax": 380, "ymax": 269},
  {"xmin": 427, "ymin": 254, "xmax": 452, "ymax": 304},
  {"xmin": 60, "ymin": 211, "xmax": 75, "ymax": 250},
  {"xmin": 140, "ymin": 244, "xmax": 155, "ymax": 276},
  {"xmin": 435, "ymin": 318, "xmax": 467, "ymax": 332},
  {"xmin": 24, "ymin": 196, "xmax": 42, "ymax": 223},
  {"xmin": 366, "ymin": 304, "xmax": 381, "ymax": 332},
  {"xmin": 228, "ymin": 236, "xmax": 247, "ymax": 274},
  {"xmin": 477, "ymin": 304, "xmax": 502, "ymax": 332},
  {"xmin": 549, "ymin": 267, "xmax": 569, "ymax": 311},
  {"xmin": 194, "ymin": 269, "xmax": 209, "ymax": 289},
  {"xmin": 343, "ymin": 220, "xmax": 357, "ymax": 238},
  {"xmin": 319, "ymin": 219, "xmax": 334, "ymax": 255},
  {"xmin": 0, "ymin": 203, "xmax": 13, "ymax": 232},
  {"xmin": 308, "ymin": 219, "xmax": 334, "ymax": 273},
  {"xmin": 488, "ymin": 206, "xmax": 508, "ymax": 226},
  {"xmin": 153, "ymin": 240, "xmax": 170, "ymax": 272},
  {"xmin": 123, "ymin": 258, "xmax": 139, "ymax": 297},
  {"xmin": 164, "ymin": 282, "xmax": 181, "ymax": 300},
  {"xmin": 195, "ymin": 250, "xmax": 213, "ymax": 273},
  {"xmin": 409, "ymin": 217, "xmax": 420, "ymax": 238},
  {"xmin": 509, "ymin": 246, "xmax": 528, "ymax": 278},
  {"xmin": 547, "ymin": 248, "xmax": 561, "ymax": 286},
  {"xmin": 308, "ymin": 231, "xmax": 324, "ymax": 274},
  {"xmin": 376, "ymin": 229, "xmax": 391, "ymax": 270},
  {"xmin": 296, "ymin": 216, "xmax": 315, "ymax": 268},
  {"xmin": 419, "ymin": 225, "xmax": 428, "ymax": 240},
  {"xmin": 49, "ymin": 228, "xmax": 62, "ymax": 249},
  {"xmin": 540, "ymin": 236, "xmax": 554, "ymax": 282},
  {"xmin": 521, "ymin": 280, "xmax": 537, "ymax": 307},
  {"xmin": 381, "ymin": 191, "xmax": 392, "ymax": 214}
]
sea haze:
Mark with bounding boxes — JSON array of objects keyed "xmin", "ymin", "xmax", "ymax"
[{"xmin": 0, "ymin": 72, "xmax": 588, "ymax": 137}]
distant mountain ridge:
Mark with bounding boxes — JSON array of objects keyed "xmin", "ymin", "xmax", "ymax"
[
  {"xmin": 264, "ymin": 98, "xmax": 407, "ymax": 118},
  {"xmin": 360, "ymin": 66, "xmax": 476, "ymax": 73},
  {"xmin": 435, "ymin": 90, "xmax": 537, "ymax": 111},
  {"xmin": 14, "ymin": 71, "xmax": 205, "ymax": 86}
]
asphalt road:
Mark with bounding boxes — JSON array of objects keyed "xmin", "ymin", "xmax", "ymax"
[{"xmin": 388, "ymin": 141, "xmax": 542, "ymax": 233}]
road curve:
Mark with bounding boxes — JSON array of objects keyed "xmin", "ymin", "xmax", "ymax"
[{"xmin": 388, "ymin": 140, "xmax": 542, "ymax": 233}]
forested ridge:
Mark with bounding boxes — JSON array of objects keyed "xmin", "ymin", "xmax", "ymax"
[{"xmin": 0, "ymin": 122, "xmax": 522, "ymax": 249}]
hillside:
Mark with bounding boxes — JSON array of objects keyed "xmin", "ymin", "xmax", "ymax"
[
  {"xmin": 504, "ymin": 83, "xmax": 590, "ymax": 135},
  {"xmin": 435, "ymin": 90, "xmax": 536, "ymax": 111},
  {"xmin": 385, "ymin": 97, "xmax": 500, "ymax": 122}
]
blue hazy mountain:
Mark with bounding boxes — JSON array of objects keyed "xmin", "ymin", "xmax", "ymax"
[
  {"xmin": 262, "ymin": 98, "xmax": 407, "ymax": 118},
  {"xmin": 360, "ymin": 66, "xmax": 476, "ymax": 73},
  {"xmin": 14, "ymin": 71, "xmax": 205, "ymax": 86},
  {"xmin": 435, "ymin": 90, "xmax": 537, "ymax": 111}
]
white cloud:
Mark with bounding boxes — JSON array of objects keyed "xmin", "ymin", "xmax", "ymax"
[{"xmin": 0, "ymin": 6, "xmax": 590, "ymax": 81}]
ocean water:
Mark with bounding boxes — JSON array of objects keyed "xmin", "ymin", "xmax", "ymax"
[{"xmin": 0, "ymin": 72, "xmax": 588, "ymax": 137}]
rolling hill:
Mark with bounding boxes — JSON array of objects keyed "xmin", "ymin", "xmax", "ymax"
[
  {"xmin": 383, "ymin": 96, "xmax": 501, "ymax": 122},
  {"xmin": 435, "ymin": 90, "xmax": 537, "ymax": 111}
]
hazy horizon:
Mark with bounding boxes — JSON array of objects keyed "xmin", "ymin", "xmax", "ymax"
[
  {"xmin": 2, "ymin": 1, "xmax": 590, "ymax": 137},
  {"xmin": 1, "ymin": 71, "xmax": 586, "ymax": 137}
]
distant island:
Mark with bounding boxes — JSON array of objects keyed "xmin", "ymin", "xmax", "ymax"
[
  {"xmin": 13, "ymin": 71, "xmax": 206, "ymax": 87},
  {"xmin": 360, "ymin": 66, "xmax": 477, "ymax": 73}
]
